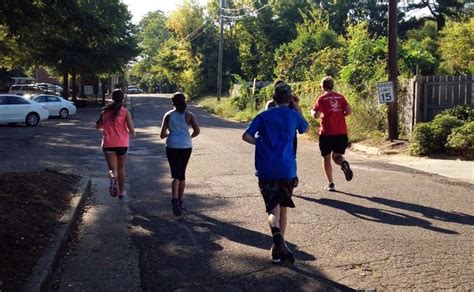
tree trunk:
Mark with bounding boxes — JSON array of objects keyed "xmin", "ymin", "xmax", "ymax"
[
  {"xmin": 62, "ymin": 70, "xmax": 69, "ymax": 100},
  {"xmin": 71, "ymin": 69, "xmax": 77, "ymax": 101}
]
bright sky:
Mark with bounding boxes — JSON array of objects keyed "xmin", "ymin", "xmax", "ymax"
[{"xmin": 122, "ymin": 0, "xmax": 208, "ymax": 24}]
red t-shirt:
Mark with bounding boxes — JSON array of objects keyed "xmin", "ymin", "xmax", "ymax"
[{"xmin": 312, "ymin": 91, "xmax": 348, "ymax": 136}]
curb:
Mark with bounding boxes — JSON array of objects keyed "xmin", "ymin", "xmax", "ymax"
[
  {"xmin": 351, "ymin": 143, "xmax": 385, "ymax": 155},
  {"xmin": 24, "ymin": 177, "xmax": 92, "ymax": 292}
]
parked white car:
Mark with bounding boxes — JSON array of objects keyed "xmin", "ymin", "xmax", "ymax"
[
  {"xmin": 30, "ymin": 94, "xmax": 77, "ymax": 119},
  {"xmin": 0, "ymin": 94, "xmax": 49, "ymax": 126}
]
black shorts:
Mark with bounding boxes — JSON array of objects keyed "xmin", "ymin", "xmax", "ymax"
[
  {"xmin": 319, "ymin": 134, "xmax": 348, "ymax": 157},
  {"xmin": 258, "ymin": 178, "xmax": 297, "ymax": 213},
  {"xmin": 103, "ymin": 147, "xmax": 128, "ymax": 156},
  {"xmin": 166, "ymin": 147, "xmax": 192, "ymax": 180}
]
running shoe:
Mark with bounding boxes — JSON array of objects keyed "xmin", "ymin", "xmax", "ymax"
[
  {"xmin": 109, "ymin": 177, "xmax": 118, "ymax": 197},
  {"xmin": 119, "ymin": 192, "xmax": 129, "ymax": 203},
  {"xmin": 171, "ymin": 198, "xmax": 181, "ymax": 216},
  {"xmin": 270, "ymin": 244, "xmax": 281, "ymax": 263},
  {"xmin": 325, "ymin": 183, "xmax": 335, "ymax": 192},
  {"xmin": 273, "ymin": 233, "xmax": 295, "ymax": 264},
  {"xmin": 341, "ymin": 160, "xmax": 353, "ymax": 181}
]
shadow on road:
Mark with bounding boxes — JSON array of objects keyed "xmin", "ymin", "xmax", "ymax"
[
  {"xmin": 294, "ymin": 194, "xmax": 458, "ymax": 235},
  {"xmin": 188, "ymin": 211, "xmax": 316, "ymax": 261},
  {"xmin": 338, "ymin": 191, "xmax": 474, "ymax": 226}
]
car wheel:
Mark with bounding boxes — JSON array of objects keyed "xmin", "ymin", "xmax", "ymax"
[
  {"xmin": 25, "ymin": 112, "xmax": 40, "ymax": 126},
  {"xmin": 59, "ymin": 108, "xmax": 69, "ymax": 119}
]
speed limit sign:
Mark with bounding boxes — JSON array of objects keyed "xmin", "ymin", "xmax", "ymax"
[{"xmin": 377, "ymin": 81, "xmax": 395, "ymax": 103}]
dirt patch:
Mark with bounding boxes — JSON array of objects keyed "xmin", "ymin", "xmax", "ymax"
[
  {"xmin": 358, "ymin": 138, "xmax": 410, "ymax": 155},
  {"xmin": 0, "ymin": 170, "xmax": 79, "ymax": 291}
]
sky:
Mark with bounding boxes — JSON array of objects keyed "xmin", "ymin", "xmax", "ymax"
[{"xmin": 122, "ymin": 0, "xmax": 208, "ymax": 24}]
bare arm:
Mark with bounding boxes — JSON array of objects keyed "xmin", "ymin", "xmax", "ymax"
[
  {"xmin": 311, "ymin": 109, "xmax": 321, "ymax": 119},
  {"xmin": 95, "ymin": 113, "xmax": 103, "ymax": 129},
  {"xmin": 242, "ymin": 132, "xmax": 256, "ymax": 145},
  {"xmin": 344, "ymin": 104, "xmax": 352, "ymax": 116},
  {"xmin": 186, "ymin": 112, "xmax": 200, "ymax": 138},
  {"xmin": 160, "ymin": 114, "xmax": 169, "ymax": 139},
  {"xmin": 126, "ymin": 111, "xmax": 135, "ymax": 136}
]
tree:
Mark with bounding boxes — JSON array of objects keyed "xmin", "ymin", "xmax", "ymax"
[
  {"xmin": 274, "ymin": 10, "xmax": 342, "ymax": 82},
  {"xmin": 438, "ymin": 17, "xmax": 474, "ymax": 74},
  {"xmin": 404, "ymin": 0, "xmax": 472, "ymax": 30}
]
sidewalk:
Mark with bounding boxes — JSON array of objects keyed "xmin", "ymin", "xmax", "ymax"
[
  {"xmin": 51, "ymin": 178, "xmax": 141, "ymax": 291},
  {"xmin": 351, "ymin": 143, "xmax": 474, "ymax": 185}
]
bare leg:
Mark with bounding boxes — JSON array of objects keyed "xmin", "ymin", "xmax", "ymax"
[
  {"xmin": 104, "ymin": 152, "xmax": 118, "ymax": 178},
  {"xmin": 178, "ymin": 180, "xmax": 186, "ymax": 201},
  {"xmin": 279, "ymin": 207, "xmax": 288, "ymax": 237},
  {"xmin": 268, "ymin": 204, "xmax": 281, "ymax": 230},
  {"xmin": 332, "ymin": 153, "xmax": 344, "ymax": 166},
  {"xmin": 116, "ymin": 154, "xmax": 127, "ymax": 195},
  {"xmin": 323, "ymin": 154, "xmax": 333, "ymax": 183},
  {"xmin": 171, "ymin": 179, "xmax": 179, "ymax": 199}
]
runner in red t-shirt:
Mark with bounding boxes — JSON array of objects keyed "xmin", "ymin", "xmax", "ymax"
[{"xmin": 311, "ymin": 76, "xmax": 353, "ymax": 191}]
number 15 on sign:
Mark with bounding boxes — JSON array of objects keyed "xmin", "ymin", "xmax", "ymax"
[{"xmin": 377, "ymin": 81, "xmax": 395, "ymax": 104}]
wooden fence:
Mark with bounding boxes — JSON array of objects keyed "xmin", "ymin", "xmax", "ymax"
[{"xmin": 401, "ymin": 75, "xmax": 473, "ymax": 134}]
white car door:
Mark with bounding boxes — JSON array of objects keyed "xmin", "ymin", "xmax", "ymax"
[
  {"xmin": 46, "ymin": 95, "xmax": 62, "ymax": 115},
  {"xmin": 8, "ymin": 95, "xmax": 31, "ymax": 122},
  {"xmin": 0, "ymin": 96, "xmax": 9, "ymax": 122}
]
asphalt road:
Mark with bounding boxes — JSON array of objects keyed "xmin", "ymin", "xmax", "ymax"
[{"xmin": 1, "ymin": 94, "xmax": 473, "ymax": 290}]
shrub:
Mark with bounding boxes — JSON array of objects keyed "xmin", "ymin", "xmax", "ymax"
[
  {"xmin": 446, "ymin": 121, "xmax": 474, "ymax": 159},
  {"xmin": 410, "ymin": 123, "xmax": 435, "ymax": 155},
  {"xmin": 430, "ymin": 115, "xmax": 464, "ymax": 151},
  {"xmin": 440, "ymin": 105, "xmax": 474, "ymax": 122}
]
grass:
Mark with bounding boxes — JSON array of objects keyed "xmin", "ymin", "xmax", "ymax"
[
  {"xmin": 193, "ymin": 94, "xmax": 391, "ymax": 145},
  {"xmin": 194, "ymin": 95, "xmax": 257, "ymax": 123}
]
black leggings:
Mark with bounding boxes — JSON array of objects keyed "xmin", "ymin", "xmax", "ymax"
[{"xmin": 166, "ymin": 147, "xmax": 192, "ymax": 180}]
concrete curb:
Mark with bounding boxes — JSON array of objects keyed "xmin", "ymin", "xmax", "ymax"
[
  {"xmin": 24, "ymin": 177, "xmax": 92, "ymax": 292},
  {"xmin": 351, "ymin": 143, "xmax": 385, "ymax": 155}
]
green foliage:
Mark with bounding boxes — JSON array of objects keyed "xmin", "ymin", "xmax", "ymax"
[
  {"xmin": 438, "ymin": 17, "xmax": 474, "ymax": 74},
  {"xmin": 340, "ymin": 22, "xmax": 387, "ymax": 95},
  {"xmin": 229, "ymin": 75, "xmax": 253, "ymax": 111},
  {"xmin": 274, "ymin": 10, "xmax": 342, "ymax": 82},
  {"xmin": 410, "ymin": 123, "xmax": 436, "ymax": 155},
  {"xmin": 400, "ymin": 39, "xmax": 438, "ymax": 75},
  {"xmin": 440, "ymin": 105, "xmax": 474, "ymax": 122},
  {"xmin": 430, "ymin": 115, "xmax": 464, "ymax": 150},
  {"xmin": 446, "ymin": 121, "xmax": 474, "ymax": 158}
]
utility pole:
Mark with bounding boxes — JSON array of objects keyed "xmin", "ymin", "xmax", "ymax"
[
  {"xmin": 217, "ymin": 0, "xmax": 225, "ymax": 101},
  {"xmin": 388, "ymin": 0, "xmax": 399, "ymax": 140}
]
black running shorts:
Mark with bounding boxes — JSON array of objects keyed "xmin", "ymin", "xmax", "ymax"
[
  {"xmin": 166, "ymin": 147, "xmax": 192, "ymax": 180},
  {"xmin": 319, "ymin": 134, "xmax": 348, "ymax": 157},
  {"xmin": 258, "ymin": 178, "xmax": 296, "ymax": 213},
  {"xmin": 103, "ymin": 147, "xmax": 128, "ymax": 156}
]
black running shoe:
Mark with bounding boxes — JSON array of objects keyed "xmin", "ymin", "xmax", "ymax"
[
  {"xmin": 171, "ymin": 198, "xmax": 181, "ymax": 216},
  {"xmin": 270, "ymin": 244, "xmax": 281, "ymax": 263},
  {"xmin": 281, "ymin": 242, "xmax": 295, "ymax": 264},
  {"xmin": 325, "ymin": 182, "xmax": 335, "ymax": 192},
  {"xmin": 273, "ymin": 233, "xmax": 295, "ymax": 264},
  {"xmin": 341, "ymin": 161, "xmax": 353, "ymax": 181}
]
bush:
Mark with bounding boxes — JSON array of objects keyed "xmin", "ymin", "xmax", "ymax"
[
  {"xmin": 410, "ymin": 123, "xmax": 435, "ymax": 155},
  {"xmin": 446, "ymin": 121, "xmax": 474, "ymax": 159},
  {"xmin": 440, "ymin": 105, "xmax": 474, "ymax": 122},
  {"xmin": 430, "ymin": 115, "xmax": 464, "ymax": 151}
]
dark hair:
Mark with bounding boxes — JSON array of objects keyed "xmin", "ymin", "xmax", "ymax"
[
  {"xmin": 321, "ymin": 76, "xmax": 334, "ymax": 91},
  {"xmin": 274, "ymin": 82, "xmax": 292, "ymax": 105},
  {"xmin": 274, "ymin": 79, "xmax": 285, "ymax": 87},
  {"xmin": 172, "ymin": 92, "xmax": 187, "ymax": 113},
  {"xmin": 102, "ymin": 89, "xmax": 124, "ymax": 119}
]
